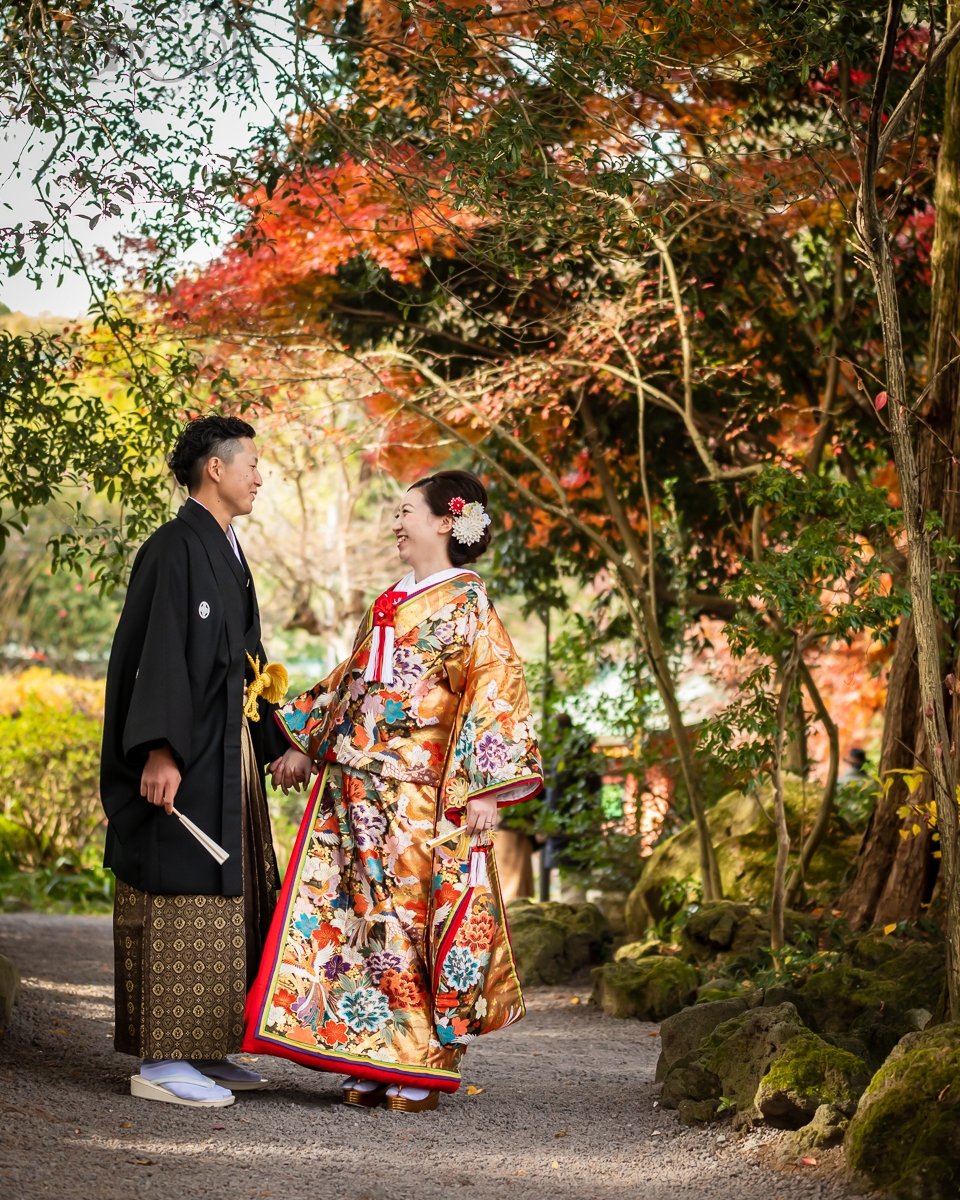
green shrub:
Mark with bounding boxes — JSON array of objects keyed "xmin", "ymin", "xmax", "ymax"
[{"xmin": 0, "ymin": 675, "xmax": 105, "ymax": 874}]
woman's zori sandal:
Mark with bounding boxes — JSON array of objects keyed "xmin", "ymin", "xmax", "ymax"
[
  {"xmin": 384, "ymin": 1085, "xmax": 439, "ymax": 1112},
  {"xmin": 341, "ymin": 1077, "xmax": 389, "ymax": 1108},
  {"xmin": 340, "ymin": 1078, "xmax": 439, "ymax": 1111}
]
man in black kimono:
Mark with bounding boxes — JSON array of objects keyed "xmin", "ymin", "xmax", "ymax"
[{"xmin": 101, "ymin": 415, "xmax": 298, "ymax": 1108}]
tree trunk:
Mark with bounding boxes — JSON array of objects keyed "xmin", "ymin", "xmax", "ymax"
[
  {"xmin": 843, "ymin": 3, "xmax": 960, "ymax": 928},
  {"xmin": 841, "ymin": 616, "xmax": 928, "ymax": 923},
  {"xmin": 854, "ymin": 0, "xmax": 960, "ymax": 1015}
]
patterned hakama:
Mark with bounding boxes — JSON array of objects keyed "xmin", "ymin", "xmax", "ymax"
[{"xmin": 113, "ymin": 719, "xmax": 276, "ymax": 1060}]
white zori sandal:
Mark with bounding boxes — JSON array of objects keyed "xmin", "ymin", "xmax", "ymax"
[{"xmin": 130, "ymin": 1062, "xmax": 236, "ymax": 1108}]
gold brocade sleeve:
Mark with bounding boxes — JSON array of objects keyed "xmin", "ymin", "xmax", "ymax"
[
  {"xmin": 275, "ymin": 659, "xmax": 349, "ymax": 760},
  {"xmin": 439, "ymin": 594, "xmax": 543, "ymax": 821}
]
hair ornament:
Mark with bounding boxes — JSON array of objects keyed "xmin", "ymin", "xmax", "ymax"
[{"xmin": 448, "ymin": 497, "xmax": 491, "ymax": 545}]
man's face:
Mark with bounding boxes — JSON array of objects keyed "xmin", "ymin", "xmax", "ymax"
[{"xmin": 212, "ymin": 437, "xmax": 262, "ymax": 518}]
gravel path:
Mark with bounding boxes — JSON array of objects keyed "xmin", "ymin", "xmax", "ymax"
[{"xmin": 0, "ymin": 915, "xmax": 872, "ymax": 1200}]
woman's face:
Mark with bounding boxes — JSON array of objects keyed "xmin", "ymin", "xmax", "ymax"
[{"xmin": 392, "ymin": 486, "xmax": 452, "ymax": 568}]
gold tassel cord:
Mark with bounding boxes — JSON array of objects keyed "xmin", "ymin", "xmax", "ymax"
[
  {"xmin": 243, "ymin": 653, "xmax": 289, "ymax": 721},
  {"xmin": 423, "ymin": 827, "xmax": 492, "ymax": 858}
]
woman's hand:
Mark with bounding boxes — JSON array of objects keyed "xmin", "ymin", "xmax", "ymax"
[
  {"xmin": 465, "ymin": 795, "xmax": 498, "ymax": 837},
  {"xmin": 268, "ymin": 747, "xmax": 314, "ymax": 794}
]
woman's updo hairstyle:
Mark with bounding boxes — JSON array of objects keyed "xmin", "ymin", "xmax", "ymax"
[{"xmin": 408, "ymin": 469, "xmax": 492, "ymax": 567}]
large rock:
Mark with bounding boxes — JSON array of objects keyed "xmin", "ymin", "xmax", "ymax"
[
  {"xmin": 754, "ymin": 1030, "xmax": 870, "ymax": 1127},
  {"xmin": 659, "ymin": 1002, "xmax": 808, "ymax": 1122},
  {"xmin": 679, "ymin": 900, "xmax": 813, "ymax": 973},
  {"xmin": 0, "ymin": 953, "xmax": 19, "ymax": 1037},
  {"xmin": 794, "ymin": 938, "xmax": 945, "ymax": 1066},
  {"xmin": 625, "ymin": 775, "xmax": 860, "ymax": 937},
  {"xmin": 507, "ymin": 899, "xmax": 610, "ymax": 985},
  {"xmin": 785, "ymin": 1103, "xmax": 850, "ymax": 1154},
  {"xmin": 591, "ymin": 957, "xmax": 699, "ymax": 1021},
  {"xmin": 846, "ymin": 1023, "xmax": 960, "ymax": 1200},
  {"xmin": 655, "ymin": 997, "xmax": 749, "ymax": 1082}
]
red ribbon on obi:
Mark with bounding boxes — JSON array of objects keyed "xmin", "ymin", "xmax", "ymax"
[{"xmin": 365, "ymin": 588, "xmax": 406, "ymax": 684}]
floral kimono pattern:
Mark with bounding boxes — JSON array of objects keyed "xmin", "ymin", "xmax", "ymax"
[{"xmin": 243, "ymin": 570, "xmax": 542, "ymax": 1091}]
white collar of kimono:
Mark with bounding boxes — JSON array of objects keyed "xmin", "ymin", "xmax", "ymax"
[
  {"xmin": 365, "ymin": 568, "xmax": 478, "ymax": 685},
  {"xmin": 398, "ymin": 566, "xmax": 475, "ymax": 595},
  {"xmin": 188, "ymin": 496, "xmax": 242, "ymax": 563}
]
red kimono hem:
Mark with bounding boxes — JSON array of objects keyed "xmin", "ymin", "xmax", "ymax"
[{"xmin": 240, "ymin": 1030, "xmax": 462, "ymax": 1093}]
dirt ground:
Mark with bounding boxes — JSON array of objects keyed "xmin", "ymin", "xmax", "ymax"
[{"xmin": 0, "ymin": 914, "xmax": 873, "ymax": 1200}]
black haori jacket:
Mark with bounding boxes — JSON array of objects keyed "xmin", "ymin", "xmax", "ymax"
[{"xmin": 100, "ymin": 501, "xmax": 286, "ymax": 895}]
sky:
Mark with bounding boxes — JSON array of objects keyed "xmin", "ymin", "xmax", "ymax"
[{"xmin": 1, "ymin": 4, "xmax": 302, "ymax": 318}]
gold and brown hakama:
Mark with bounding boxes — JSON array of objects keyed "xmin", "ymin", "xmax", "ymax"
[{"xmin": 113, "ymin": 718, "xmax": 277, "ymax": 1060}]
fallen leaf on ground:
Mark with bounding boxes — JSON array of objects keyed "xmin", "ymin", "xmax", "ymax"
[
  {"xmin": 554, "ymin": 1131, "xmax": 568, "ymax": 1138},
  {"xmin": 119, "ymin": 1121, "xmax": 132, "ymax": 1129},
  {"xmin": 465, "ymin": 1085, "xmax": 485, "ymax": 1096},
  {"xmin": 550, "ymin": 1160, "xmax": 559, "ymax": 1169},
  {"xmin": 800, "ymin": 1157, "xmax": 818, "ymax": 1166},
  {"xmin": 568, "ymin": 996, "xmax": 581, "ymax": 1004}
]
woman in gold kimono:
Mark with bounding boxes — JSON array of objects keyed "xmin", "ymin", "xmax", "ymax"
[{"xmin": 244, "ymin": 470, "xmax": 542, "ymax": 1111}]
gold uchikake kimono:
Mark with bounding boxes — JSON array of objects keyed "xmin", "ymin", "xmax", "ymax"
[{"xmin": 243, "ymin": 568, "xmax": 542, "ymax": 1091}]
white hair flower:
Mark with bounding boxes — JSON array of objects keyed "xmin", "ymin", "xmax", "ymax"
[{"xmin": 449, "ymin": 497, "xmax": 491, "ymax": 546}]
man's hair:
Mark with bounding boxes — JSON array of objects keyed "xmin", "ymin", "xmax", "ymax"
[{"xmin": 168, "ymin": 416, "xmax": 256, "ymax": 492}]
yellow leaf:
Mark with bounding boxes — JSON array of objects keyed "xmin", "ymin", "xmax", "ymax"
[
  {"xmin": 899, "ymin": 829, "xmax": 910, "ymax": 840},
  {"xmin": 911, "ymin": 823, "xmax": 922, "ymax": 836},
  {"xmin": 465, "ymin": 1085, "xmax": 485, "ymax": 1096},
  {"xmin": 896, "ymin": 805, "xmax": 911, "ymax": 819},
  {"xmin": 904, "ymin": 771, "xmax": 925, "ymax": 795},
  {"xmin": 883, "ymin": 923, "xmax": 897, "ymax": 936}
]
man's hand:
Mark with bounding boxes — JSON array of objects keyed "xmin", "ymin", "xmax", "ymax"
[
  {"xmin": 268, "ymin": 747, "xmax": 314, "ymax": 794},
  {"xmin": 465, "ymin": 795, "xmax": 498, "ymax": 837},
  {"xmin": 140, "ymin": 746, "xmax": 181, "ymax": 815}
]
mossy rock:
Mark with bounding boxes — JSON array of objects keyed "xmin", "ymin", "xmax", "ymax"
[
  {"xmin": 506, "ymin": 899, "xmax": 610, "ymax": 985},
  {"xmin": 678, "ymin": 900, "xmax": 814, "ymax": 975},
  {"xmin": 660, "ymin": 1002, "xmax": 810, "ymax": 1123},
  {"xmin": 591, "ymin": 957, "xmax": 699, "ymax": 1021},
  {"xmin": 754, "ymin": 1030, "xmax": 870, "ymax": 1127},
  {"xmin": 625, "ymin": 775, "xmax": 860, "ymax": 937},
  {"xmin": 614, "ymin": 939, "xmax": 665, "ymax": 964},
  {"xmin": 697, "ymin": 1002, "xmax": 809, "ymax": 1116},
  {"xmin": 538, "ymin": 901, "xmax": 610, "ymax": 970},
  {"xmin": 785, "ymin": 1103, "xmax": 849, "ymax": 1153},
  {"xmin": 656, "ymin": 996, "xmax": 749, "ymax": 1082},
  {"xmin": 681, "ymin": 901, "xmax": 755, "ymax": 956},
  {"xmin": 659, "ymin": 1060, "xmax": 722, "ymax": 1110},
  {"xmin": 508, "ymin": 911, "xmax": 571, "ymax": 986},
  {"xmin": 794, "ymin": 939, "xmax": 945, "ymax": 1066},
  {"xmin": 846, "ymin": 1023, "xmax": 960, "ymax": 1200}
]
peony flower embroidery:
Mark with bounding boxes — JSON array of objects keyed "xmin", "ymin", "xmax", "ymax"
[
  {"xmin": 476, "ymin": 730, "xmax": 509, "ymax": 773},
  {"xmin": 441, "ymin": 945, "xmax": 483, "ymax": 991},
  {"xmin": 338, "ymin": 986, "xmax": 392, "ymax": 1033}
]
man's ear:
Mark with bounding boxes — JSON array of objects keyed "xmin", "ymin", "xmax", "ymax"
[{"xmin": 204, "ymin": 455, "xmax": 223, "ymax": 483}]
